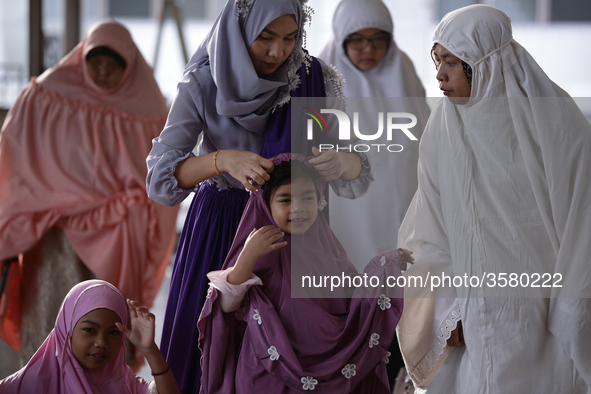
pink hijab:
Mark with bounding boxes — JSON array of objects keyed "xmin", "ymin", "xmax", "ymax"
[
  {"xmin": 0, "ymin": 280, "xmax": 150, "ymax": 393},
  {"xmin": 0, "ymin": 20, "xmax": 178, "ymax": 348}
]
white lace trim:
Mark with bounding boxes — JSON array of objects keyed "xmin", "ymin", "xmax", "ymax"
[
  {"xmin": 205, "ymin": 176, "xmax": 234, "ymax": 191},
  {"xmin": 409, "ymin": 304, "xmax": 461, "ymax": 385},
  {"xmin": 322, "ymin": 63, "xmax": 345, "ymax": 100},
  {"xmin": 235, "ymin": 0, "xmax": 254, "ymax": 20}
]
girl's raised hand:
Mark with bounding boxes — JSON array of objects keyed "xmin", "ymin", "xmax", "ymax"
[
  {"xmin": 242, "ymin": 226, "xmax": 287, "ymax": 261},
  {"xmin": 229, "ymin": 226, "xmax": 287, "ymax": 286},
  {"xmin": 115, "ymin": 299, "xmax": 157, "ymax": 353}
]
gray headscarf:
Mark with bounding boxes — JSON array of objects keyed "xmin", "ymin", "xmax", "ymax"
[{"xmin": 184, "ymin": 0, "xmax": 312, "ymax": 131}]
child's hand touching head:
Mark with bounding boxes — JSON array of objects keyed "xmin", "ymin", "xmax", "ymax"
[
  {"xmin": 115, "ymin": 299, "xmax": 157, "ymax": 354},
  {"xmin": 71, "ymin": 308, "xmax": 123, "ymax": 370}
]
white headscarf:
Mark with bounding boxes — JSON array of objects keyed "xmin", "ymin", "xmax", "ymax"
[
  {"xmin": 318, "ymin": 0, "xmax": 425, "ymax": 98},
  {"xmin": 318, "ymin": 0, "xmax": 430, "ymax": 271},
  {"xmin": 398, "ymin": 4, "xmax": 591, "ymax": 390}
]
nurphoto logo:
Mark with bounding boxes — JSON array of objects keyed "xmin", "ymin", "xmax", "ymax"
[{"xmin": 304, "ymin": 108, "xmax": 419, "ymax": 153}]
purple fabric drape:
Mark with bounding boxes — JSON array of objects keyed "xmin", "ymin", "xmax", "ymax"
[{"xmin": 198, "ymin": 154, "xmax": 404, "ymax": 393}]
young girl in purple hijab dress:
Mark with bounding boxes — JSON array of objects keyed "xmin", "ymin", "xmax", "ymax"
[
  {"xmin": 198, "ymin": 153, "xmax": 411, "ymax": 393},
  {"xmin": 146, "ymin": 1, "xmax": 372, "ymax": 392}
]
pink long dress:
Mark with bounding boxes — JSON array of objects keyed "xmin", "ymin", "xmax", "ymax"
[{"xmin": 0, "ymin": 20, "xmax": 178, "ymax": 365}]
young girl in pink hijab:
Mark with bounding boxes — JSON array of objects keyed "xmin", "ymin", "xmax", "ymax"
[{"xmin": 0, "ymin": 280, "xmax": 181, "ymax": 394}]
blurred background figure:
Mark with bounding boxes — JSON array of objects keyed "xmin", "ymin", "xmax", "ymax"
[
  {"xmin": 0, "ymin": 19, "xmax": 178, "ymax": 373},
  {"xmin": 319, "ymin": 1, "xmax": 430, "ymax": 389}
]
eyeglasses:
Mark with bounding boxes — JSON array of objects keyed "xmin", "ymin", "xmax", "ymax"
[{"xmin": 345, "ymin": 34, "xmax": 390, "ymax": 50}]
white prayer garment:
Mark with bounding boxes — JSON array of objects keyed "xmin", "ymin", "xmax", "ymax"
[
  {"xmin": 397, "ymin": 5, "xmax": 591, "ymax": 393},
  {"xmin": 319, "ymin": 0, "xmax": 430, "ymax": 271}
]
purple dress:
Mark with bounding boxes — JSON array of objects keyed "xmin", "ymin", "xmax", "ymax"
[{"xmin": 198, "ymin": 153, "xmax": 404, "ymax": 393}]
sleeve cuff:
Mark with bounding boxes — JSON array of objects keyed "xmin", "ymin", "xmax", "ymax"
[
  {"xmin": 207, "ymin": 268, "xmax": 263, "ymax": 312},
  {"xmin": 329, "ymin": 152, "xmax": 374, "ymax": 199}
]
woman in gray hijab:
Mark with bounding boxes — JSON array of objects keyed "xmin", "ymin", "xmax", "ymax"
[{"xmin": 146, "ymin": 1, "xmax": 372, "ymax": 392}]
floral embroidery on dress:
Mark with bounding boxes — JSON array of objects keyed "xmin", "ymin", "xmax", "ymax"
[
  {"xmin": 318, "ymin": 195, "xmax": 327, "ymax": 211},
  {"xmin": 384, "ymin": 351, "xmax": 391, "ymax": 364},
  {"xmin": 369, "ymin": 333, "xmax": 380, "ymax": 348},
  {"xmin": 301, "ymin": 376, "xmax": 318, "ymax": 390},
  {"xmin": 378, "ymin": 294, "xmax": 391, "ymax": 310},
  {"xmin": 253, "ymin": 309, "xmax": 262, "ymax": 325},
  {"xmin": 322, "ymin": 63, "xmax": 345, "ymax": 100},
  {"xmin": 268, "ymin": 346, "xmax": 280, "ymax": 361},
  {"xmin": 380, "ymin": 256, "xmax": 387, "ymax": 266},
  {"xmin": 206, "ymin": 286, "xmax": 213, "ymax": 299},
  {"xmin": 341, "ymin": 364, "xmax": 356, "ymax": 379}
]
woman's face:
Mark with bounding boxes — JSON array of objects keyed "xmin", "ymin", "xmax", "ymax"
[
  {"xmin": 432, "ymin": 43, "xmax": 471, "ymax": 104},
  {"xmin": 70, "ymin": 308, "xmax": 122, "ymax": 370},
  {"xmin": 270, "ymin": 176, "xmax": 318, "ymax": 235},
  {"xmin": 248, "ymin": 14, "xmax": 298, "ymax": 75},
  {"xmin": 345, "ymin": 28, "xmax": 390, "ymax": 71},
  {"xmin": 86, "ymin": 53, "xmax": 125, "ymax": 90}
]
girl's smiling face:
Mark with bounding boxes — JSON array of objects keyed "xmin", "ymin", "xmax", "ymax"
[
  {"xmin": 70, "ymin": 308, "xmax": 123, "ymax": 370},
  {"xmin": 248, "ymin": 14, "xmax": 299, "ymax": 75},
  {"xmin": 269, "ymin": 177, "xmax": 318, "ymax": 235}
]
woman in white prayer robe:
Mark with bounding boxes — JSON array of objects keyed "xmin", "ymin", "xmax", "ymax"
[
  {"xmin": 397, "ymin": 5, "xmax": 591, "ymax": 393},
  {"xmin": 319, "ymin": 0, "xmax": 430, "ymax": 272}
]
